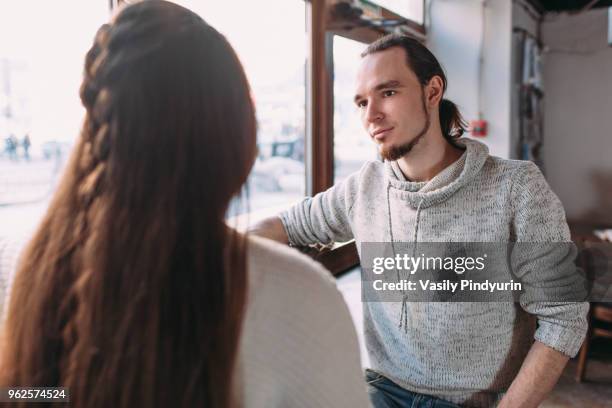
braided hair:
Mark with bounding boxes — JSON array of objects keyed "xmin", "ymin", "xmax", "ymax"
[{"xmin": 0, "ymin": 2, "xmax": 256, "ymax": 407}]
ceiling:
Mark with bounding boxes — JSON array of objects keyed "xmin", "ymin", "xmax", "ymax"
[{"xmin": 528, "ymin": 0, "xmax": 612, "ymax": 13}]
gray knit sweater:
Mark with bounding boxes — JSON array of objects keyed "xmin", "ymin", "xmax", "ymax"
[{"xmin": 280, "ymin": 138, "xmax": 588, "ymax": 407}]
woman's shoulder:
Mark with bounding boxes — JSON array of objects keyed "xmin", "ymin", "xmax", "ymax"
[
  {"xmin": 240, "ymin": 235, "xmax": 368, "ymax": 408},
  {"xmin": 246, "ymin": 235, "xmax": 338, "ymax": 294},
  {"xmin": 244, "ymin": 234, "xmax": 351, "ymax": 331}
]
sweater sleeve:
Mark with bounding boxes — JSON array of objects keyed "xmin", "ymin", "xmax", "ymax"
[
  {"xmin": 279, "ymin": 168, "xmax": 362, "ymax": 247},
  {"xmin": 510, "ymin": 162, "xmax": 589, "ymax": 357}
]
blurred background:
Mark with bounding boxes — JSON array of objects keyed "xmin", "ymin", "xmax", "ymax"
[
  {"xmin": 1, "ymin": 0, "xmax": 611, "ymax": 237},
  {"xmin": 1, "ymin": 1, "xmax": 611, "ymax": 405}
]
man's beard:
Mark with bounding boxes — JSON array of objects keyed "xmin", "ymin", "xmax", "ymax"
[{"xmin": 380, "ymin": 89, "xmax": 430, "ymax": 161}]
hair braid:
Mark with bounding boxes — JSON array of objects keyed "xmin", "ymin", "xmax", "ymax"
[
  {"xmin": 63, "ymin": 25, "xmax": 114, "ymax": 247},
  {"xmin": 60, "ymin": 24, "xmax": 117, "ymax": 397}
]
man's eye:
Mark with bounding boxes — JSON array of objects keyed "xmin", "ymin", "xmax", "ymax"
[
  {"xmin": 383, "ymin": 90, "xmax": 396, "ymax": 97},
  {"xmin": 356, "ymin": 101, "xmax": 367, "ymax": 108}
]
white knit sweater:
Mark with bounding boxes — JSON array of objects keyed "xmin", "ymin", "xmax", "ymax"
[{"xmin": 238, "ymin": 236, "xmax": 369, "ymax": 407}]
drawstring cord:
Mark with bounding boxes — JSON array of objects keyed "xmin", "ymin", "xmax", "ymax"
[{"xmin": 387, "ymin": 183, "xmax": 424, "ymax": 333}]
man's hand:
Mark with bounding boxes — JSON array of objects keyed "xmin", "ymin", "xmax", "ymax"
[
  {"xmin": 249, "ymin": 216, "xmax": 289, "ymax": 245},
  {"xmin": 498, "ymin": 340, "xmax": 570, "ymax": 408}
]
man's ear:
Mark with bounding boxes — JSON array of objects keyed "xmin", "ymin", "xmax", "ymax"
[{"xmin": 425, "ymin": 75, "xmax": 444, "ymax": 107}]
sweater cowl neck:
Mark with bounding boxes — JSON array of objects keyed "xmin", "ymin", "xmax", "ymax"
[{"xmin": 384, "ymin": 138, "xmax": 489, "ymax": 209}]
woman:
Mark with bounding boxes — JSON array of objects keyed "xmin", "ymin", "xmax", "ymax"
[{"xmin": 0, "ymin": 2, "xmax": 368, "ymax": 407}]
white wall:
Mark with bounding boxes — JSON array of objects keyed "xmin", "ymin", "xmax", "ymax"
[
  {"xmin": 541, "ymin": 9, "xmax": 612, "ymax": 223},
  {"xmin": 427, "ymin": 0, "xmax": 513, "ymax": 159}
]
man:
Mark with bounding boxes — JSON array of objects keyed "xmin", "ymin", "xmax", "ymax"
[{"xmin": 252, "ymin": 34, "xmax": 588, "ymax": 408}]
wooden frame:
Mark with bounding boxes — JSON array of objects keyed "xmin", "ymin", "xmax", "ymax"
[
  {"xmin": 308, "ymin": 0, "xmax": 426, "ymax": 197},
  {"xmin": 306, "ymin": 1, "xmax": 359, "ymax": 275},
  {"xmin": 576, "ymin": 303, "xmax": 612, "ymax": 382},
  {"xmin": 304, "ymin": 0, "xmax": 425, "ymax": 276},
  {"xmin": 306, "ymin": 0, "xmax": 335, "ymax": 195},
  {"xmin": 329, "ymin": 0, "xmax": 426, "ymax": 42}
]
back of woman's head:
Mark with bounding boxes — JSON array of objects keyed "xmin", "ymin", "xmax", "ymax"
[{"xmin": 0, "ymin": 1, "xmax": 255, "ymax": 407}]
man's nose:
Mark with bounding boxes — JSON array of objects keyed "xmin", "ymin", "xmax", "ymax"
[{"xmin": 365, "ymin": 101, "xmax": 383, "ymax": 123}]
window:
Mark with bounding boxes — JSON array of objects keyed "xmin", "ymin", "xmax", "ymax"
[
  {"xmin": 173, "ymin": 1, "xmax": 307, "ymax": 217},
  {"xmin": 333, "ymin": 35, "xmax": 379, "ymax": 184},
  {"xmin": 0, "ymin": 0, "xmax": 110, "ymax": 236}
]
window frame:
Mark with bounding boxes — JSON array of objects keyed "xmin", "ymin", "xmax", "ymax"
[
  {"xmin": 307, "ymin": 0, "xmax": 425, "ymax": 197},
  {"xmin": 307, "ymin": 0, "xmax": 425, "ymax": 276}
]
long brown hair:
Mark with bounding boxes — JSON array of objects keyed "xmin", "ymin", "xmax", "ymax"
[
  {"xmin": 0, "ymin": 1, "xmax": 256, "ymax": 407},
  {"xmin": 362, "ymin": 34, "xmax": 467, "ymax": 142}
]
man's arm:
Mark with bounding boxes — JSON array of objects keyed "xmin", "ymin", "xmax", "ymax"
[
  {"xmin": 250, "ymin": 167, "xmax": 363, "ymax": 247},
  {"xmin": 249, "ymin": 216, "xmax": 289, "ymax": 244},
  {"xmin": 505, "ymin": 162, "xmax": 589, "ymax": 404},
  {"xmin": 498, "ymin": 341, "xmax": 569, "ymax": 408}
]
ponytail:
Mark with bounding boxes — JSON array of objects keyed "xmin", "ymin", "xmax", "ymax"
[{"xmin": 439, "ymin": 99, "xmax": 467, "ymax": 141}]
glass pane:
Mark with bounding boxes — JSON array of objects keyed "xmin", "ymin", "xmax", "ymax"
[
  {"xmin": 173, "ymin": 1, "xmax": 307, "ymax": 217},
  {"xmin": 333, "ymin": 36, "xmax": 379, "ymax": 184},
  {"xmin": 0, "ymin": 1, "xmax": 109, "ymax": 236}
]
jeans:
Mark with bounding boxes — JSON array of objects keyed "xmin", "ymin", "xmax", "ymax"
[{"xmin": 366, "ymin": 369, "xmax": 461, "ymax": 408}]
